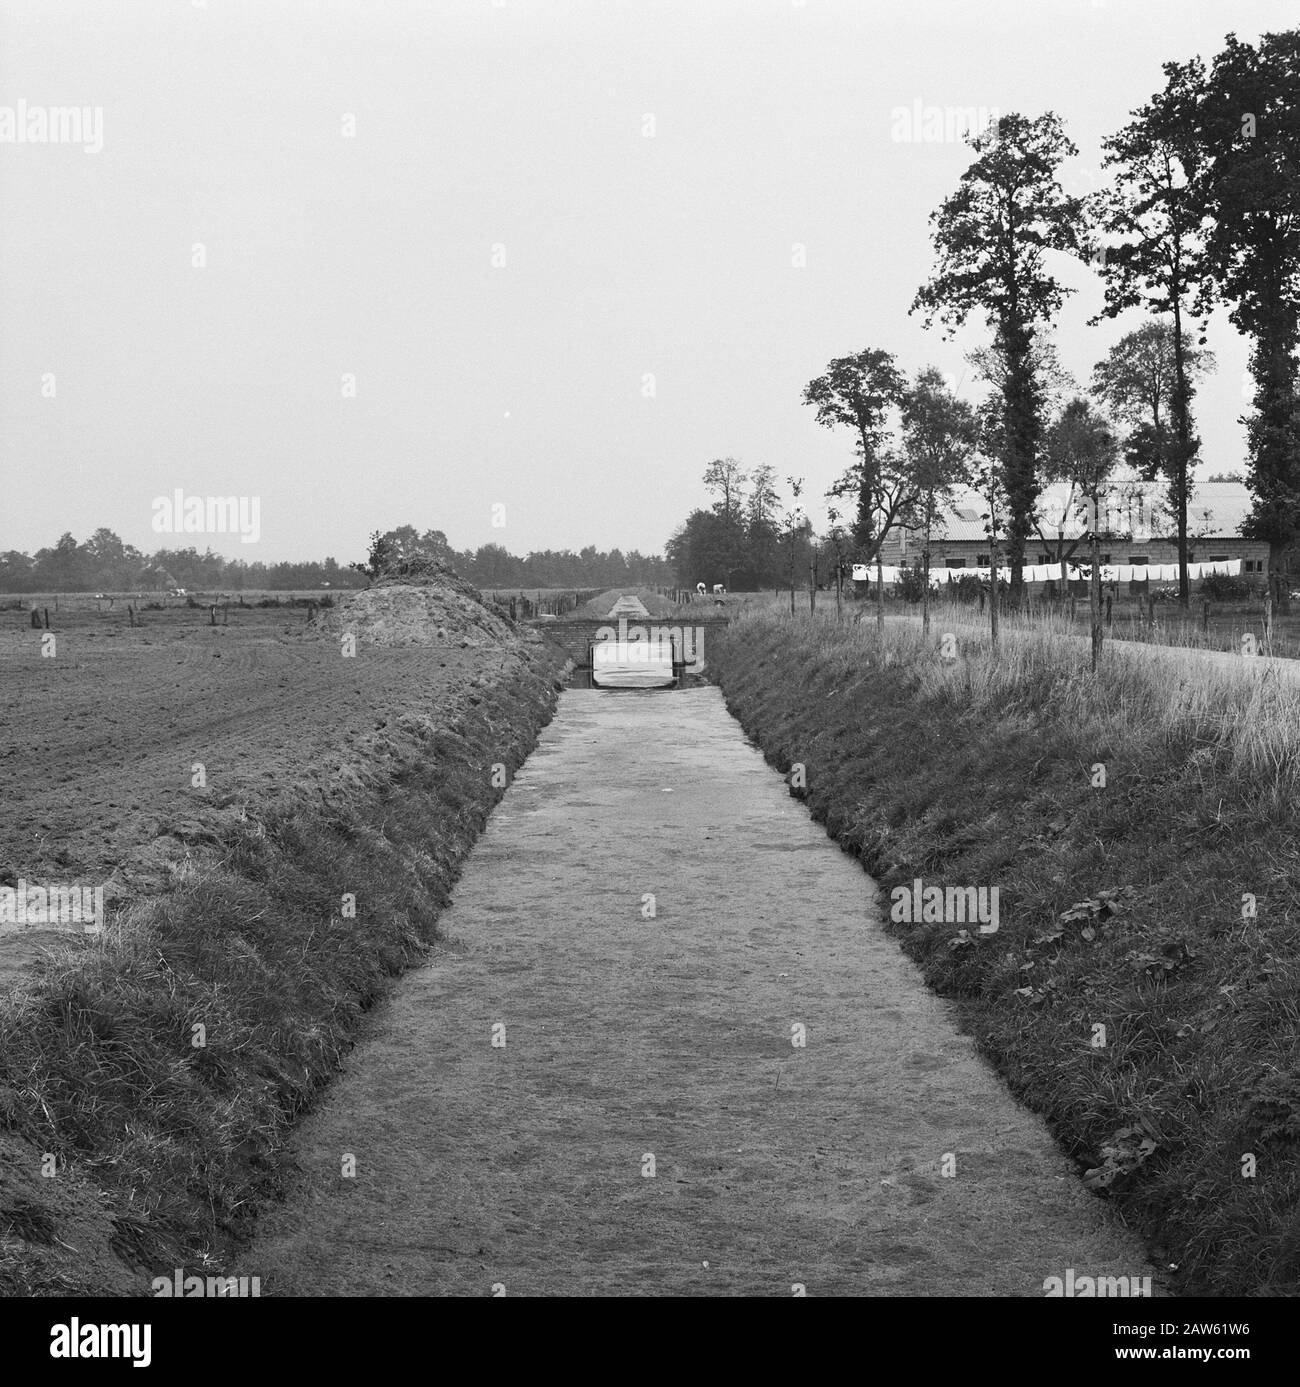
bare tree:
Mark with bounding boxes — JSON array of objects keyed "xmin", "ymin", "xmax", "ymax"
[
  {"xmin": 783, "ymin": 477, "xmax": 806, "ymax": 616},
  {"xmin": 901, "ymin": 366, "xmax": 979, "ymax": 638},
  {"xmin": 1045, "ymin": 399, "xmax": 1122, "ymax": 670}
]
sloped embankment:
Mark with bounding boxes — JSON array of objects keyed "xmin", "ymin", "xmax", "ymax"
[
  {"xmin": 0, "ymin": 582, "xmax": 565, "ymax": 1295},
  {"xmin": 708, "ymin": 610, "xmax": 1300, "ymax": 1297}
]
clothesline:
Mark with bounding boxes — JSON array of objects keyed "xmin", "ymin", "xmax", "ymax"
[{"xmin": 850, "ymin": 559, "xmax": 1242, "ymax": 585}]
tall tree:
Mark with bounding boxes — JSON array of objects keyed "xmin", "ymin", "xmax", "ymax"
[
  {"xmin": 34, "ymin": 532, "xmax": 91, "ymax": 590},
  {"xmin": 1193, "ymin": 31, "xmax": 1300, "ymax": 607},
  {"xmin": 667, "ymin": 509, "xmax": 733, "ymax": 590},
  {"xmin": 1091, "ymin": 60, "xmax": 1215, "ymax": 607},
  {"xmin": 1090, "ymin": 322, "xmax": 1214, "ymax": 561},
  {"xmin": 701, "ymin": 456, "xmax": 749, "ymax": 589},
  {"xmin": 745, "ymin": 463, "xmax": 782, "ymax": 589},
  {"xmin": 803, "ymin": 347, "xmax": 926, "ymax": 638},
  {"xmin": 702, "ymin": 457, "xmax": 749, "ymax": 525},
  {"xmin": 802, "ymin": 348, "xmax": 908, "ymax": 557},
  {"xmin": 912, "ymin": 112, "xmax": 1085, "ymax": 603}
]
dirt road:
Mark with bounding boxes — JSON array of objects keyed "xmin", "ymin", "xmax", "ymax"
[
  {"xmin": 241, "ymin": 686, "xmax": 1156, "ymax": 1296},
  {"xmin": 883, "ymin": 605, "xmax": 1300, "ymax": 685}
]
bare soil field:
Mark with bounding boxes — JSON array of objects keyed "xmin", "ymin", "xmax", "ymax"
[
  {"xmin": 0, "ymin": 579, "xmax": 568, "ymax": 1295},
  {"xmin": 0, "ymin": 601, "xmax": 528, "ymax": 983}
]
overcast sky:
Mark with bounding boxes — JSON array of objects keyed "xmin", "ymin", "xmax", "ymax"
[{"xmin": 2, "ymin": 0, "xmax": 1295, "ymax": 565}]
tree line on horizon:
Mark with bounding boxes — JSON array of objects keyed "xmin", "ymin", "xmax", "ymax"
[
  {"xmin": 0, "ymin": 529, "xmax": 367, "ymax": 594},
  {"xmin": 354, "ymin": 525, "xmax": 673, "ymax": 591},
  {"xmin": 0, "ymin": 523, "xmax": 673, "ymax": 595},
  {"xmin": 666, "ymin": 459, "xmax": 816, "ymax": 593}
]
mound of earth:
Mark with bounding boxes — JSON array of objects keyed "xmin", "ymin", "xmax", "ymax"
[{"xmin": 314, "ymin": 561, "xmax": 521, "ymax": 648}]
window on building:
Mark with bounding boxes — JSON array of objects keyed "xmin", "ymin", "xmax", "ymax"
[
  {"xmin": 1129, "ymin": 556, "xmax": 1148, "ymax": 565},
  {"xmin": 946, "ymin": 557, "xmax": 965, "ymax": 568},
  {"xmin": 1038, "ymin": 554, "xmax": 1052, "ymax": 564},
  {"xmin": 1208, "ymin": 554, "xmax": 1229, "ymax": 562},
  {"xmin": 1101, "ymin": 554, "xmax": 1112, "ymax": 564},
  {"xmin": 977, "ymin": 555, "xmax": 990, "ymax": 567}
]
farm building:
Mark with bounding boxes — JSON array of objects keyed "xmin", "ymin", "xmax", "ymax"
[{"xmin": 876, "ymin": 478, "xmax": 1271, "ymax": 589}]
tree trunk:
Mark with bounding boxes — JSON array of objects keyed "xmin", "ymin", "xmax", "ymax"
[
  {"xmin": 1171, "ymin": 296, "xmax": 1192, "ymax": 609},
  {"xmin": 876, "ymin": 551, "xmax": 885, "ymax": 642},
  {"xmin": 1089, "ymin": 502, "xmax": 1103, "ymax": 672},
  {"xmin": 1002, "ymin": 316, "xmax": 1038, "ymax": 608},
  {"xmin": 1245, "ymin": 277, "xmax": 1298, "ymax": 615},
  {"xmin": 989, "ymin": 546, "xmax": 999, "ymax": 651},
  {"xmin": 921, "ymin": 529, "xmax": 932, "ymax": 639}
]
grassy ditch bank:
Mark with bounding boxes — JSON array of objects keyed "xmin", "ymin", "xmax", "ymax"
[
  {"xmin": 0, "ymin": 642, "xmax": 564, "ymax": 1296},
  {"xmin": 710, "ymin": 609, "xmax": 1300, "ymax": 1297}
]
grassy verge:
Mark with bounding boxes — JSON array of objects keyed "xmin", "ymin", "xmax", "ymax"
[
  {"xmin": 0, "ymin": 643, "xmax": 564, "ymax": 1295},
  {"xmin": 710, "ymin": 607, "xmax": 1300, "ymax": 1297}
]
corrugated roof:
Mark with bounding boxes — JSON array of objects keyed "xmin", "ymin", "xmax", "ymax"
[
  {"xmin": 932, "ymin": 517, "xmax": 992, "ymax": 541},
  {"xmin": 1187, "ymin": 482, "xmax": 1253, "ymax": 536},
  {"xmin": 920, "ymin": 479, "xmax": 1253, "ymax": 543}
]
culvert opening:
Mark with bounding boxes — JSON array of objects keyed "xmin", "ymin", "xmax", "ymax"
[
  {"xmin": 538, "ymin": 594, "xmax": 727, "ymax": 690},
  {"xmin": 568, "ymin": 634, "xmax": 690, "ymax": 690}
]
